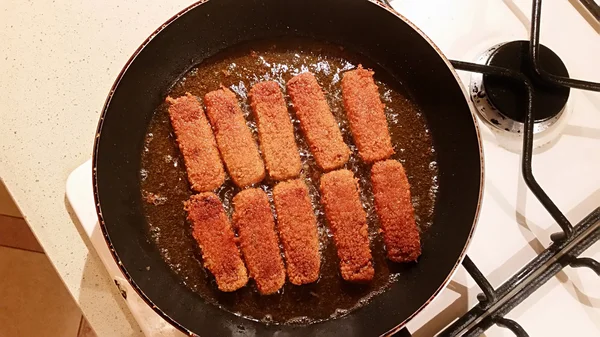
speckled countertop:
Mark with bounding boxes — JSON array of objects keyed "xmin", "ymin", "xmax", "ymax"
[{"xmin": 0, "ymin": 1, "xmax": 195, "ymax": 336}]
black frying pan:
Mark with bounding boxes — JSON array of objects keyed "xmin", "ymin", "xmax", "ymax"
[{"xmin": 93, "ymin": 0, "xmax": 483, "ymax": 336}]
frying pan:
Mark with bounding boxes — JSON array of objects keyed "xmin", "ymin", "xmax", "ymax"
[{"xmin": 93, "ymin": 0, "xmax": 483, "ymax": 336}]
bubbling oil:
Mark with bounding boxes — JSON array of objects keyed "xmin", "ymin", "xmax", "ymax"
[{"xmin": 140, "ymin": 38, "xmax": 438, "ymax": 324}]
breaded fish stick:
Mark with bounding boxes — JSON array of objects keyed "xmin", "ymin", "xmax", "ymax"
[
  {"xmin": 371, "ymin": 160, "xmax": 421, "ymax": 262},
  {"xmin": 287, "ymin": 72, "xmax": 350, "ymax": 171},
  {"xmin": 319, "ymin": 169, "xmax": 374, "ymax": 282},
  {"xmin": 273, "ymin": 179, "xmax": 321, "ymax": 285},
  {"xmin": 184, "ymin": 193, "xmax": 248, "ymax": 292},
  {"xmin": 249, "ymin": 81, "xmax": 302, "ymax": 181},
  {"xmin": 232, "ymin": 188, "xmax": 285, "ymax": 294},
  {"xmin": 166, "ymin": 93, "xmax": 225, "ymax": 192},
  {"xmin": 204, "ymin": 88, "xmax": 265, "ymax": 188},
  {"xmin": 341, "ymin": 65, "xmax": 394, "ymax": 163}
]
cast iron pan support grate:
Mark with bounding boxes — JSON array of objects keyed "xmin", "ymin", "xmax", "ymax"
[
  {"xmin": 380, "ymin": 0, "xmax": 600, "ymax": 336},
  {"xmin": 429, "ymin": 60, "xmax": 599, "ymax": 337}
]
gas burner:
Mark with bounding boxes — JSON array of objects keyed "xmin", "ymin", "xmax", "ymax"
[{"xmin": 470, "ymin": 41, "xmax": 572, "ymax": 150}]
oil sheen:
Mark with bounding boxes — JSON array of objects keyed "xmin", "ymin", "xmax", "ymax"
[{"xmin": 139, "ymin": 38, "xmax": 438, "ymax": 324}]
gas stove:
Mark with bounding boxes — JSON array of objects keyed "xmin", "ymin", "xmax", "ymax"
[
  {"xmin": 392, "ymin": 0, "xmax": 600, "ymax": 336},
  {"xmin": 67, "ymin": 0, "xmax": 600, "ymax": 336}
]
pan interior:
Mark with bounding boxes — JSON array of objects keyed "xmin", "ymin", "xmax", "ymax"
[
  {"xmin": 95, "ymin": 0, "xmax": 481, "ymax": 335},
  {"xmin": 140, "ymin": 37, "xmax": 438, "ymax": 324}
]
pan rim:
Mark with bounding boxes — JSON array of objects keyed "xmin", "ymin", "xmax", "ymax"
[{"xmin": 91, "ymin": 0, "xmax": 485, "ymax": 336}]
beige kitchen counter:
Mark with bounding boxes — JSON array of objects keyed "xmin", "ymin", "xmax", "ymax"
[{"xmin": 0, "ymin": 1, "xmax": 195, "ymax": 336}]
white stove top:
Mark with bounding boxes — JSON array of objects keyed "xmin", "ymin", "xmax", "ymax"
[
  {"xmin": 67, "ymin": 1, "xmax": 600, "ymax": 336},
  {"xmin": 392, "ymin": 0, "xmax": 600, "ymax": 336}
]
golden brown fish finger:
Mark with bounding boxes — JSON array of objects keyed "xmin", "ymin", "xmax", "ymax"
[
  {"xmin": 249, "ymin": 81, "xmax": 302, "ymax": 181},
  {"xmin": 185, "ymin": 193, "xmax": 248, "ymax": 292},
  {"xmin": 232, "ymin": 188, "xmax": 286, "ymax": 294},
  {"xmin": 319, "ymin": 169, "xmax": 374, "ymax": 282},
  {"xmin": 287, "ymin": 72, "xmax": 350, "ymax": 171},
  {"xmin": 371, "ymin": 160, "xmax": 421, "ymax": 262},
  {"xmin": 204, "ymin": 87, "xmax": 265, "ymax": 188},
  {"xmin": 273, "ymin": 179, "xmax": 321, "ymax": 285},
  {"xmin": 166, "ymin": 93, "xmax": 225, "ymax": 192},
  {"xmin": 341, "ymin": 65, "xmax": 394, "ymax": 163}
]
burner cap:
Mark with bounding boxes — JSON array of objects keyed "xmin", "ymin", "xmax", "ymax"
[{"xmin": 483, "ymin": 40, "xmax": 570, "ymax": 123}]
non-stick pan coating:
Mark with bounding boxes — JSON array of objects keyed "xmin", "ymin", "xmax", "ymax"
[{"xmin": 93, "ymin": 0, "xmax": 483, "ymax": 336}]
